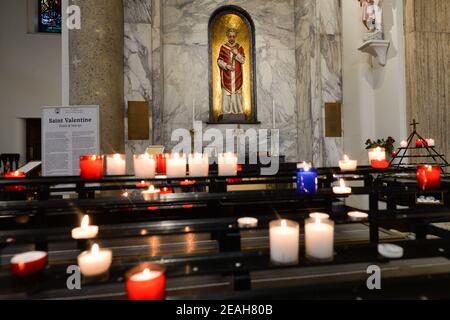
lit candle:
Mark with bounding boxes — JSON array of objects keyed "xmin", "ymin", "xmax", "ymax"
[
  {"xmin": 339, "ymin": 155, "xmax": 358, "ymax": 171},
  {"xmin": 400, "ymin": 140, "xmax": 408, "ymax": 148},
  {"xmin": 417, "ymin": 165, "xmax": 441, "ymax": 190},
  {"xmin": 160, "ymin": 187, "xmax": 173, "ymax": 195},
  {"xmin": 77, "ymin": 244, "xmax": 112, "ymax": 277},
  {"xmin": 10, "ymin": 251, "xmax": 48, "ymax": 277},
  {"xmin": 296, "ymin": 164, "xmax": 318, "ymax": 194},
  {"xmin": 305, "ymin": 216, "xmax": 334, "ymax": 262},
  {"xmin": 80, "ymin": 155, "xmax": 104, "ymax": 180},
  {"xmin": 370, "ymin": 159, "xmax": 389, "ymax": 169},
  {"xmin": 71, "ymin": 215, "xmax": 99, "ymax": 240},
  {"xmin": 426, "ymin": 138, "xmax": 435, "ymax": 147},
  {"xmin": 269, "ymin": 219, "xmax": 300, "ymax": 265},
  {"xmin": 309, "ymin": 212, "xmax": 330, "ymax": 220},
  {"xmin": 237, "ymin": 217, "xmax": 258, "ymax": 229},
  {"xmin": 142, "ymin": 185, "xmax": 161, "ymax": 201},
  {"xmin": 297, "ymin": 161, "xmax": 312, "ymax": 169},
  {"xmin": 106, "ymin": 154, "xmax": 126, "ymax": 176},
  {"xmin": 347, "ymin": 211, "xmax": 369, "ymax": 221},
  {"xmin": 126, "ymin": 263, "xmax": 166, "ymax": 300},
  {"xmin": 415, "ymin": 139, "xmax": 427, "ymax": 148},
  {"xmin": 188, "ymin": 153, "xmax": 209, "ymax": 177},
  {"xmin": 3, "ymin": 171, "xmax": 26, "ymax": 191},
  {"xmin": 133, "ymin": 154, "xmax": 156, "ymax": 179},
  {"xmin": 333, "ymin": 179, "xmax": 352, "ymax": 194},
  {"xmin": 218, "ymin": 153, "xmax": 238, "ymax": 176},
  {"xmin": 156, "ymin": 154, "xmax": 168, "ymax": 174},
  {"xmin": 166, "ymin": 153, "xmax": 187, "ymax": 178},
  {"xmin": 367, "ymin": 147, "xmax": 386, "ymax": 162}
]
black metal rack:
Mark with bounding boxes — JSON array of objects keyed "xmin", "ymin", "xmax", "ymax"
[
  {"xmin": 1, "ymin": 163, "xmax": 450, "ymax": 299},
  {"xmin": 390, "ymin": 119, "xmax": 449, "ymax": 172}
]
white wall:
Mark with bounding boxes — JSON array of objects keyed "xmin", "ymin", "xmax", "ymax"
[
  {"xmin": 0, "ymin": 0, "xmax": 61, "ymax": 165},
  {"xmin": 342, "ymin": 0, "xmax": 407, "ymax": 210},
  {"xmin": 343, "ymin": 0, "xmax": 407, "ymax": 164}
]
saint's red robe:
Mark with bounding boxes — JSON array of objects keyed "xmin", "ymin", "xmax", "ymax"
[{"xmin": 218, "ymin": 44, "xmax": 245, "ymax": 94}]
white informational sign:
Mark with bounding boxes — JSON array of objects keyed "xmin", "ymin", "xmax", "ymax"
[{"xmin": 42, "ymin": 106, "xmax": 100, "ymax": 176}]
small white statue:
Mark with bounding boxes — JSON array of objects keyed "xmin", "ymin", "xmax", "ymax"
[{"xmin": 359, "ymin": 0, "xmax": 384, "ymax": 41}]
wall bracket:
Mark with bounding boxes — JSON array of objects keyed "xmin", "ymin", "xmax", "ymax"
[{"xmin": 358, "ymin": 40, "xmax": 390, "ymax": 67}]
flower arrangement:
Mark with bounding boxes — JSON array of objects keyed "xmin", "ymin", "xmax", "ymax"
[{"xmin": 365, "ymin": 137, "xmax": 396, "ymax": 155}]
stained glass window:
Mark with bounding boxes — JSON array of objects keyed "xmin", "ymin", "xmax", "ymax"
[{"xmin": 38, "ymin": 0, "xmax": 62, "ymax": 33}]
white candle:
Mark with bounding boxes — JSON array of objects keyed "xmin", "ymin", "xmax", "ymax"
[
  {"xmin": 133, "ymin": 154, "xmax": 156, "ymax": 179},
  {"xmin": 309, "ymin": 212, "xmax": 330, "ymax": 220},
  {"xmin": 400, "ymin": 140, "xmax": 408, "ymax": 148},
  {"xmin": 71, "ymin": 215, "xmax": 99, "ymax": 240},
  {"xmin": 188, "ymin": 153, "xmax": 209, "ymax": 177},
  {"xmin": 347, "ymin": 211, "xmax": 368, "ymax": 221},
  {"xmin": 333, "ymin": 179, "xmax": 352, "ymax": 194},
  {"xmin": 142, "ymin": 185, "xmax": 161, "ymax": 201},
  {"xmin": 338, "ymin": 155, "xmax": 358, "ymax": 171},
  {"xmin": 166, "ymin": 153, "xmax": 187, "ymax": 178},
  {"xmin": 77, "ymin": 244, "xmax": 112, "ymax": 277},
  {"xmin": 106, "ymin": 154, "xmax": 126, "ymax": 176},
  {"xmin": 269, "ymin": 219, "xmax": 299, "ymax": 265},
  {"xmin": 238, "ymin": 217, "xmax": 258, "ymax": 229},
  {"xmin": 368, "ymin": 147, "xmax": 386, "ymax": 161},
  {"xmin": 218, "ymin": 153, "xmax": 238, "ymax": 176},
  {"xmin": 426, "ymin": 138, "xmax": 435, "ymax": 147},
  {"xmin": 305, "ymin": 216, "xmax": 334, "ymax": 261}
]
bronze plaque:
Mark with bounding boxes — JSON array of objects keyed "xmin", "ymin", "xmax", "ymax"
[
  {"xmin": 128, "ymin": 101, "xmax": 149, "ymax": 140},
  {"xmin": 325, "ymin": 102, "xmax": 342, "ymax": 137}
]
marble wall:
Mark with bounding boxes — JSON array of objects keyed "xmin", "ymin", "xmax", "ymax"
[{"xmin": 123, "ymin": 0, "xmax": 343, "ymax": 165}]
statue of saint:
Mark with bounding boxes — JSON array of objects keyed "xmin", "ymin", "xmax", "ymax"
[
  {"xmin": 359, "ymin": 0, "xmax": 384, "ymax": 41},
  {"xmin": 217, "ymin": 28, "xmax": 246, "ymax": 116}
]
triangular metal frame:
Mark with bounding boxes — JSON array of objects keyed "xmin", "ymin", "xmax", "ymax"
[{"xmin": 390, "ymin": 119, "xmax": 449, "ymax": 173}]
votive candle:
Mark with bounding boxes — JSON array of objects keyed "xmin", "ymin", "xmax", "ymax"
[
  {"xmin": 133, "ymin": 154, "xmax": 156, "ymax": 179},
  {"xmin": 269, "ymin": 219, "xmax": 300, "ymax": 265},
  {"xmin": 126, "ymin": 263, "xmax": 166, "ymax": 300},
  {"xmin": 188, "ymin": 153, "xmax": 209, "ymax": 177},
  {"xmin": 77, "ymin": 244, "xmax": 112, "ymax": 277},
  {"xmin": 218, "ymin": 153, "xmax": 238, "ymax": 176},
  {"xmin": 80, "ymin": 155, "xmax": 104, "ymax": 180},
  {"xmin": 305, "ymin": 216, "xmax": 334, "ymax": 262},
  {"xmin": 166, "ymin": 153, "xmax": 187, "ymax": 178}
]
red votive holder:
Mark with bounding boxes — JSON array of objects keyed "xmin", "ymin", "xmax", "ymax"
[
  {"xmin": 126, "ymin": 263, "xmax": 166, "ymax": 300},
  {"xmin": 160, "ymin": 187, "xmax": 173, "ymax": 195},
  {"xmin": 371, "ymin": 159, "xmax": 389, "ymax": 169},
  {"xmin": 417, "ymin": 165, "xmax": 441, "ymax": 190},
  {"xmin": 3, "ymin": 171, "xmax": 26, "ymax": 191},
  {"xmin": 80, "ymin": 155, "xmax": 104, "ymax": 180},
  {"xmin": 10, "ymin": 251, "xmax": 48, "ymax": 277},
  {"xmin": 415, "ymin": 139, "xmax": 427, "ymax": 148},
  {"xmin": 156, "ymin": 154, "xmax": 168, "ymax": 174}
]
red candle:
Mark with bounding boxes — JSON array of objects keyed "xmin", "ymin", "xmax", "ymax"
[
  {"xmin": 126, "ymin": 263, "xmax": 166, "ymax": 300},
  {"xmin": 3, "ymin": 171, "xmax": 26, "ymax": 191},
  {"xmin": 160, "ymin": 187, "xmax": 173, "ymax": 195},
  {"xmin": 80, "ymin": 155, "xmax": 104, "ymax": 180},
  {"xmin": 156, "ymin": 154, "xmax": 168, "ymax": 174},
  {"xmin": 417, "ymin": 165, "xmax": 441, "ymax": 190},
  {"xmin": 180, "ymin": 179, "xmax": 195, "ymax": 186},
  {"xmin": 10, "ymin": 251, "xmax": 48, "ymax": 277},
  {"xmin": 371, "ymin": 159, "xmax": 389, "ymax": 169},
  {"xmin": 136, "ymin": 181, "xmax": 151, "ymax": 188},
  {"xmin": 415, "ymin": 139, "xmax": 427, "ymax": 148}
]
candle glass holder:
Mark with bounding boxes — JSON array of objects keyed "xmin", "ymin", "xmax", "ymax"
[
  {"xmin": 133, "ymin": 154, "xmax": 156, "ymax": 179},
  {"xmin": 367, "ymin": 147, "xmax": 386, "ymax": 162},
  {"xmin": 80, "ymin": 155, "xmax": 104, "ymax": 180},
  {"xmin": 3, "ymin": 171, "xmax": 26, "ymax": 192},
  {"xmin": 166, "ymin": 154, "xmax": 187, "ymax": 178},
  {"xmin": 106, "ymin": 154, "xmax": 126, "ymax": 176},
  {"xmin": 218, "ymin": 153, "xmax": 238, "ymax": 176},
  {"xmin": 296, "ymin": 167, "xmax": 318, "ymax": 194},
  {"xmin": 305, "ymin": 217, "xmax": 334, "ymax": 262},
  {"xmin": 269, "ymin": 219, "xmax": 300, "ymax": 266},
  {"xmin": 126, "ymin": 263, "xmax": 166, "ymax": 300},
  {"xmin": 417, "ymin": 165, "xmax": 441, "ymax": 190},
  {"xmin": 188, "ymin": 153, "xmax": 209, "ymax": 177}
]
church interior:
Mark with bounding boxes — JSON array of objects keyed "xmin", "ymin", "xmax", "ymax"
[{"xmin": 1, "ymin": 0, "xmax": 450, "ymax": 302}]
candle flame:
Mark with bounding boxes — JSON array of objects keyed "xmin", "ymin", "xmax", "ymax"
[
  {"xmin": 143, "ymin": 268, "xmax": 151, "ymax": 279},
  {"xmin": 143, "ymin": 153, "xmax": 150, "ymax": 159},
  {"xmin": 281, "ymin": 219, "xmax": 287, "ymax": 228},
  {"xmin": 91, "ymin": 243, "xmax": 99, "ymax": 255},
  {"xmin": 173, "ymin": 153, "xmax": 180, "ymax": 159},
  {"xmin": 113, "ymin": 154, "xmax": 121, "ymax": 160},
  {"xmin": 81, "ymin": 215, "xmax": 90, "ymax": 229},
  {"xmin": 344, "ymin": 155, "xmax": 350, "ymax": 161},
  {"xmin": 91, "ymin": 155, "xmax": 97, "ymax": 161},
  {"xmin": 148, "ymin": 185, "xmax": 155, "ymax": 192},
  {"xmin": 340, "ymin": 179, "xmax": 346, "ymax": 188},
  {"xmin": 315, "ymin": 216, "xmax": 321, "ymax": 225}
]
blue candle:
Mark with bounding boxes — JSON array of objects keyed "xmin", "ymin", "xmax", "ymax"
[{"xmin": 296, "ymin": 167, "xmax": 318, "ymax": 194}]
